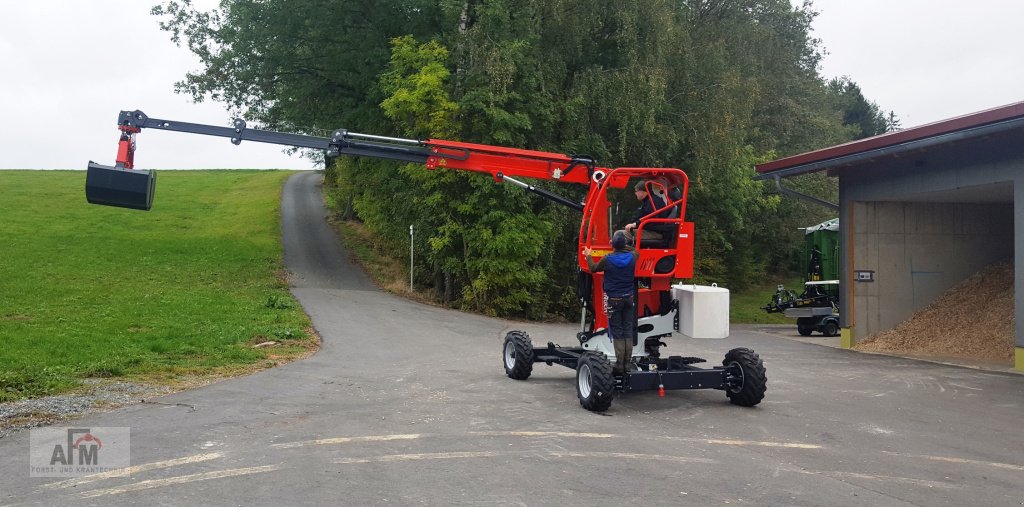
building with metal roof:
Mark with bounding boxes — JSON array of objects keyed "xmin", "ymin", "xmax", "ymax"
[{"xmin": 755, "ymin": 101, "xmax": 1024, "ymax": 371}]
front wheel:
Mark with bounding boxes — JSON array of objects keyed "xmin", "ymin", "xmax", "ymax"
[
  {"xmin": 576, "ymin": 352, "xmax": 615, "ymax": 412},
  {"xmin": 503, "ymin": 331, "xmax": 534, "ymax": 380},
  {"xmin": 821, "ymin": 319, "xmax": 839, "ymax": 337},
  {"xmin": 723, "ymin": 348, "xmax": 767, "ymax": 407}
]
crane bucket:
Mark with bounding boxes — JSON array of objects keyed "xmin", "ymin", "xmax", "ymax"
[{"xmin": 85, "ymin": 162, "xmax": 156, "ymax": 211}]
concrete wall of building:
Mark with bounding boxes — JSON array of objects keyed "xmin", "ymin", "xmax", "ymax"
[
  {"xmin": 850, "ymin": 201, "xmax": 1012, "ymax": 340},
  {"xmin": 1015, "ymin": 182, "xmax": 1024, "ymax": 369},
  {"xmin": 836, "ymin": 133, "xmax": 1023, "ymax": 356}
]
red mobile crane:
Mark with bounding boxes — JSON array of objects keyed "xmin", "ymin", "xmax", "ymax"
[{"xmin": 86, "ymin": 109, "xmax": 766, "ymax": 412}]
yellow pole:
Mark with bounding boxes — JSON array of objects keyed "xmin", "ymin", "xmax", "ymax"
[{"xmin": 841, "ymin": 327, "xmax": 854, "ymax": 349}]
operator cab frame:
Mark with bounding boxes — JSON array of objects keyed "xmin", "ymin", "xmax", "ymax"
[{"xmin": 577, "ymin": 167, "xmax": 694, "ymax": 331}]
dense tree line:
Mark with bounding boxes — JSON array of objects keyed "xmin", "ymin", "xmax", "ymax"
[{"xmin": 156, "ymin": 0, "xmax": 890, "ymax": 319}]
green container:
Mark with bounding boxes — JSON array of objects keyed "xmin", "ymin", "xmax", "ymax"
[{"xmin": 802, "ymin": 218, "xmax": 839, "ymax": 282}]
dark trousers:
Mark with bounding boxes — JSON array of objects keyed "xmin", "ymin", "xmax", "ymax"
[{"xmin": 605, "ymin": 295, "xmax": 635, "ymax": 373}]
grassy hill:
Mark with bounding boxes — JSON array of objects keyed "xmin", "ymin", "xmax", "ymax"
[{"xmin": 0, "ymin": 170, "xmax": 315, "ymax": 401}]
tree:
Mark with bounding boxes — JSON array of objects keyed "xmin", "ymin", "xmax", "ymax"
[
  {"xmin": 152, "ymin": 0, "xmax": 449, "ymax": 135},
  {"xmin": 885, "ymin": 110, "xmax": 902, "ymax": 132},
  {"xmin": 155, "ymin": 0, "xmax": 892, "ymax": 315},
  {"xmin": 827, "ymin": 77, "xmax": 889, "ymax": 139}
]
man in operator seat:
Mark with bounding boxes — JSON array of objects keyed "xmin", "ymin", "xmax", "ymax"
[
  {"xmin": 583, "ymin": 230, "xmax": 639, "ymax": 375},
  {"xmin": 624, "ymin": 181, "xmax": 667, "ymax": 242}
]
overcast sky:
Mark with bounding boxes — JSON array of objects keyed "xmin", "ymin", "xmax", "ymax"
[
  {"xmin": 806, "ymin": 0, "xmax": 1024, "ymax": 128},
  {"xmin": 1, "ymin": 1, "xmax": 1022, "ymax": 169}
]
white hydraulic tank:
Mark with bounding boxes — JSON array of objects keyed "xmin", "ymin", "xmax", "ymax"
[{"xmin": 672, "ymin": 284, "xmax": 730, "ymax": 339}]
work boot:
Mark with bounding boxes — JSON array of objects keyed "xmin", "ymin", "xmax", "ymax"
[
  {"xmin": 615, "ymin": 340, "xmax": 631, "ymax": 375},
  {"xmin": 611, "ymin": 339, "xmax": 623, "ymax": 375},
  {"xmin": 610, "ymin": 340, "xmax": 618, "ymax": 367}
]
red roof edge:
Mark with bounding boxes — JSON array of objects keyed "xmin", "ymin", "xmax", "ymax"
[{"xmin": 755, "ymin": 101, "xmax": 1024, "ymax": 174}]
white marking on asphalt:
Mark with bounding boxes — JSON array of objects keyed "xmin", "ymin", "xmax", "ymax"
[
  {"xmin": 43, "ymin": 452, "xmax": 225, "ymax": 489},
  {"xmin": 475, "ymin": 432, "xmax": 820, "ymax": 450},
  {"xmin": 788, "ymin": 468, "xmax": 957, "ymax": 489},
  {"xmin": 334, "ymin": 451, "xmax": 714, "ymax": 465},
  {"xmin": 858, "ymin": 425, "xmax": 895, "ymax": 436},
  {"xmin": 886, "ymin": 452, "xmax": 1024, "ymax": 472},
  {"xmin": 336, "ymin": 451, "xmax": 500, "ymax": 464},
  {"xmin": 704, "ymin": 439, "xmax": 822, "ymax": 449},
  {"xmin": 79, "ymin": 464, "xmax": 281, "ymax": 498},
  {"xmin": 270, "ymin": 433, "xmax": 421, "ymax": 449},
  {"xmin": 271, "ymin": 432, "xmax": 823, "ymax": 454},
  {"xmin": 543, "ymin": 452, "xmax": 714, "ymax": 463},
  {"xmin": 468, "ymin": 431, "xmax": 614, "ymax": 439},
  {"xmin": 946, "ymin": 382, "xmax": 982, "ymax": 391},
  {"xmin": 663, "ymin": 434, "xmax": 823, "ymax": 450}
]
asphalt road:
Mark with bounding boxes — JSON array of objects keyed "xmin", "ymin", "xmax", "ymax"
[{"xmin": 3, "ymin": 171, "xmax": 1024, "ymax": 506}]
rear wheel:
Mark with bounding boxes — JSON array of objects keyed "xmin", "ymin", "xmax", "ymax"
[
  {"xmin": 576, "ymin": 352, "xmax": 615, "ymax": 412},
  {"xmin": 723, "ymin": 348, "xmax": 767, "ymax": 407},
  {"xmin": 796, "ymin": 317, "xmax": 814, "ymax": 336},
  {"xmin": 503, "ymin": 331, "xmax": 534, "ymax": 380}
]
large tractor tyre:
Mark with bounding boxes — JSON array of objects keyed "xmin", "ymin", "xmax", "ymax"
[
  {"xmin": 503, "ymin": 330, "xmax": 534, "ymax": 380},
  {"xmin": 576, "ymin": 352, "xmax": 615, "ymax": 412},
  {"xmin": 723, "ymin": 348, "xmax": 767, "ymax": 407},
  {"xmin": 796, "ymin": 317, "xmax": 814, "ymax": 336}
]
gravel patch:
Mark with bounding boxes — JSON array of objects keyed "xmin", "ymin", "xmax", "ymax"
[{"xmin": 0, "ymin": 379, "xmax": 172, "ymax": 439}]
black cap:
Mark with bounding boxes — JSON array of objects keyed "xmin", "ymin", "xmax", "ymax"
[{"xmin": 612, "ymin": 230, "xmax": 628, "ymax": 250}]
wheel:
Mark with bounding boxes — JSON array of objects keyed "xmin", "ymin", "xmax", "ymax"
[
  {"xmin": 576, "ymin": 352, "xmax": 615, "ymax": 412},
  {"xmin": 822, "ymin": 319, "xmax": 839, "ymax": 337},
  {"xmin": 796, "ymin": 317, "xmax": 813, "ymax": 336},
  {"xmin": 502, "ymin": 330, "xmax": 534, "ymax": 380},
  {"xmin": 722, "ymin": 348, "xmax": 767, "ymax": 407}
]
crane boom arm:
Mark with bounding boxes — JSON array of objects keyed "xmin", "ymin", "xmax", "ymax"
[{"xmin": 87, "ymin": 110, "xmax": 600, "ymax": 211}]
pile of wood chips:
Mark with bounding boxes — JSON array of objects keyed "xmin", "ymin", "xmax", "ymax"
[{"xmin": 854, "ymin": 261, "xmax": 1015, "ymax": 363}]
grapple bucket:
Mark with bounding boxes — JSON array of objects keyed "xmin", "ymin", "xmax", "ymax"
[{"xmin": 85, "ymin": 162, "xmax": 156, "ymax": 211}]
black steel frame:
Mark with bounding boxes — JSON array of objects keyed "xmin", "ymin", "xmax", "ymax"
[
  {"xmin": 532, "ymin": 343, "xmax": 731, "ymax": 391},
  {"xmin": 117, "ymin": 110, "xmax": 432, "ymax": 163}
]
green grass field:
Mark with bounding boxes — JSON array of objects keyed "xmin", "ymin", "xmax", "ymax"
[{"xmin": 0, "ymin": 170, "xmax": 315, "ymax": 402}]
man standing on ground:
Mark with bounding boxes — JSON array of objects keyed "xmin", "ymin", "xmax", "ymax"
[{"xmin": 583, "ymin": 230, "xmax": 639, "ymax": 375}]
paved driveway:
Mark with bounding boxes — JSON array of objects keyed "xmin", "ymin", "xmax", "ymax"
[{"xmin": 2, "ymin": 172, "xmax": 1022, "ymax": 506}]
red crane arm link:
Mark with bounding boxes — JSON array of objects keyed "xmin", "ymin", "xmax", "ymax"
[
  {"xmin": 115, "ymin": 125, "xmax": 141, "ymax": 169},
  {"xmin": 425, "ymin": 139, "xmax": 600, "ymax": 185}
]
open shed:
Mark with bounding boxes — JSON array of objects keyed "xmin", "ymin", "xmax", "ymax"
[{"xmin": 756, "ymin": 101, "xmax": 1024, "ymax": 371}]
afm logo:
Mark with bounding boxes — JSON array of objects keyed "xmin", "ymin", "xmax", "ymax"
[
  {"xmin": 50, "ymin": 428, "xmax": 102, "ymax": 466},
  {"xmin": 30, "ymin": 426, "xmax": 129, "ymax": 477}
]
